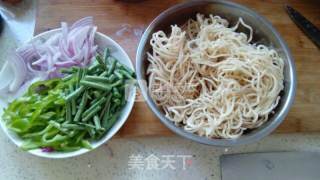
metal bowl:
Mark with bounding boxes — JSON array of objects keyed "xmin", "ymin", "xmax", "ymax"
[{"xmin": 136, "ymin": 0, "xmax": 296, "ymax": 146}]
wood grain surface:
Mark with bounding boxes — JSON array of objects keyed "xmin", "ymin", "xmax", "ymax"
[{"xmin": 36, "ymin": 0, "xmax": 320, "ymax": 137}]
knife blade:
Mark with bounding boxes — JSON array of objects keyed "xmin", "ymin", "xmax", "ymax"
[
  {"xmin": 220, "ymin": 152, "xmax": 320, "ymax": 180},
  {"xmin": 285, "ymin": 5, "xmax": 320, "ymax": 48}
]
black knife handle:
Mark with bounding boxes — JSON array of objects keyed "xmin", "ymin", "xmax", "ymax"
[{"xmin": 286, "ymin": 5, "xmax": 320, "ymax": 48}]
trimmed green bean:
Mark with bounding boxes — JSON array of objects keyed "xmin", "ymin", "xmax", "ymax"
[
  {"xmin": 77, "ymin": 122, "xmax": 96, "ymax": 129},
  {"xmin": 82, "ymin": 97, "xmax": 107, "ymax": 117},
  {"xmin": 118, "ymin": 69, "xmax": 134, "ymax": 79},
  {"xmin": 107, "ymin": 57, "xmax": 116, "ymax": 75},
  {"xmin": 73, "ymin": 91, "xmax": 88, "ymax": 122},
  {"xmin": 65, "ymin": 86, "xmax": 85, "ymax": 102},
  {"xmin": 66, "ymin": 102, "xmax": 72, "ymax": 122},
  {"xmin": 99, "ymin": 71, "xmax": 108, "ymax": 77},
  {"xmin": 104, "ymin": 111, "xmax": 120, "ymax": 130},
  {"xmin": 69, "ymin": 84, "xmax": 76, "ymax": 115},
  {"xmin": 110, "ymin": 79, "xmax": 123, "ymax": 87},
  {"xmin": 76, "ymin": 68, "xmax": 83, "ymax": 87},
  {"xmin": 84, "ymin": 75, "xmax": 109, "ymax": 83},
  {"xmin": 82, "ymin": 105, "xmax": 102, "ymax": 122},
  {"xmin": 80, "ymin": 80, "xmax": 112, "ymax": 91},
  {"xmin": 61, "ymin": 123, "xmax": 86, "ymax": 130},
  {"xmin": 93, "ymin": 91, "xmax": 101, "ymax": 98},
  {"xmin": 88, "ymin": 62, "xmax": 100, "ymax": 72},
  {"xmin": 113, "ymin": 98, "xmax": 121, "ymax": 105},
  {"xmin": 114, "ymin": 70, "xmax": 124, "ymax": 79},
  {"xmin": 99, "ymin": 94, "xmax": 112, "ymax": 119},
  {"xmin": 75, "ymin": 131, "xmax": 86, "ymax": 144},
  {"xmin": 112, "ymin": 88, "xmax": 122, "ymax": 98},
  {"xmin": 93, "ymin": 115, "xmax": 101, "ymax": 130},
  {"xmin": 108, "ymin": 74, "xmax": 116, "ymax": 82},
  {"xmin": 103, "ymin": 48, "xmax": 110, "ymax": 62},
  {"xmin": 62, "ymin": 74, "xmax": 73, "ymax": 82},
  {"xmin": 96, "ymin": 55, "xmax": 106, "ymax": 68}
]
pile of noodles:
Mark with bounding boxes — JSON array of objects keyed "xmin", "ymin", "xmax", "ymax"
[{"xmin": 146, "ymin": 14, "xmax": 284, "ymax": 139}]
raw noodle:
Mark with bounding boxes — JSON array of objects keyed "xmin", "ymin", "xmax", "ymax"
[{"xmin": 146, "ymin": 14, "xmax": 284, "ymax": 139}]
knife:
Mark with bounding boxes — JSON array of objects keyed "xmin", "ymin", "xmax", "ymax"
[
  {"xmin": 285, "ymin": 5, "xmax": 320, "ymax": 48},
  {"xmin": 220, "ymin": 152, "xmax": 320, "ymax": 180}
]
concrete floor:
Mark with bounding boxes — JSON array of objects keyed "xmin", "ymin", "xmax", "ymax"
[{"xmin": 1, "ymin": 130, "xmax": 320, "ymax": 180}]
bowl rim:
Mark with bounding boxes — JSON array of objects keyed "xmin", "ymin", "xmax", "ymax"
[
  {"xmin": 136, "ymin": 0, "xmax": 297, "ymax": 146},
  {"xmin": 0, "ymin": 28, "xmax": 136, "ymax": 158}
]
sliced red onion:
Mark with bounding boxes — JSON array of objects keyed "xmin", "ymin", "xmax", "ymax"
[
  {"xmin": 41, "ymin": 147, "xmax": 54, "ymax": 153},
  {"xmin": 70, "ymin": 16, "xmax": 93, "ymax": 30},
  {"xmin": 0, "ymin": 17, "xmax": 97, "ymax": 95}
]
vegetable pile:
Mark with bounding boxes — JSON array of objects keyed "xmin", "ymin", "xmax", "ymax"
[{"xmin": 2, "ymin": 48, "xmax": 135, "ymax": 152}]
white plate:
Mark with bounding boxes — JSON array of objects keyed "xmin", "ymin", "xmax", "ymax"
[{"xmin": 0, "ymin": 29, "xmax": 136, "ymax": 158}]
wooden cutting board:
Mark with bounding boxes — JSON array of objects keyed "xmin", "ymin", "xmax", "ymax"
[{"xmin": 36, "ymin": 0, "xmax": 320, "ymax": 137}]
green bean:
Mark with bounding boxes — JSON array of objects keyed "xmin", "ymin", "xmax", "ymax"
[
  {"xmin": 110, "ymin": 79, "xmax": 123, "ymax": 87},
  {"xmin": 82, "ymin": 97, "xmax": 107, "ymax": 117},
  {"xmin": 112, "ymin": 88, "xmax": 122, "ymax": 98},
  {"xmin": 77, "ymin": 122, "xmax": 96, "ymax": 129},
  {"xmin": 80, "ymin": 80, "xmax": 112, "ymax": 91},
  {"xmin": 124, "ymin": 68, "xmax": 135, "ymax": 78},
  {"xmin": 60, "ymin": 68, "xmax": 74, "ymax": 74},
  {"xmin": 76, "ymin": 68, "xmax": 83, "ymax": 87},
  {"xmin": 69, "ymin": 84, "xmax": 76, "ymax": 115},
  {"xmin": 84, "ymin": 75, "xmax": 109, "ymax": 83},
  {"xmin": 108, "ymin": 74, "xmax": 116, "ymax": 82},
  {"xmin": 61, "ymin": 124, "xmax": 86, "ymax": 130},
  {"xmin": 104, "ymin": 111, "xmax": 120, "ymax": 130},
  {"xmin": 88, "ymin": 62, "xmax": 100, "ymax": 73},
  {"xmin": 113, "ymin": 98, "xmax": 121, "ymax": 105},
  {"xmin": 96, "ymin": 55, "xmax": 106, "ymax": 69},
  {"xmin": 120, "ymin": 94, "xmax": 126, "ymax": 106},
  {"xmin": 86, "ymin": 92, "xmax": 92, "ymax": 100},
  {"xmin": 114, "ymin": 70, "xmax": 124, "ymax": 79},
  {"xmin": 118, "ymin": 69, "xmax": 134, "ymax": 79},
  {"xmin": 75, "ymin": 131, "xmax": 86, "ymax": 144},
  {"xmin": 81, "ymin": 68, "xmax": 88, "ymax": 79},
  {"xmin": 99, "ymin": 94, "xmax": 112, "ymax": 119},
  {"xmin": 107, "ymin": 57, "xmax": 116, "ymax": 75},
  {"xmin": 102, "ymin": 102, "xmax": 112, "ymax": 128},
  {"xmin": 82, "ymin": 105, "xmax": 102, "ymax": 122},
  {"xmin": 99, "ymin": 71, "xmax": 108, "ymax": 77},
  {"xmin": 65, "ymin": 86, "xmax": 85, "ymax": 102},
  {"xmin": 89, "ymin": 98, "xmax": 99, "ymax": 105},
  {"xmin": 66, "ymin": 102, "xmax": 72, "ymax": 122},
  {"xmin": 93, "ymin": 115, "xmax": 101, "ymax": 130},
  {"xmin": 62, "ymin": 74, "xmax": 73, "ymax": 82},
  {"xmin": 103, "ymin": 48, "xmax": 110, "ymax": 62},
  {"xmin": 87, "ymin": 122, "xmax": 96, "ymax": 138},
  {"xmin": 93, "ymin": 91, "xmax": 101, "ymax": 98},
  {"xmin": 73, "ymin": 91, "xmax": 88, "ymax": 122}
]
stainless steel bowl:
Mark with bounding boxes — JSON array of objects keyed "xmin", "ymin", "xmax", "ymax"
[{"xmin": 136, "ymin": 0, "xmax": 296, "ymax": 146}]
